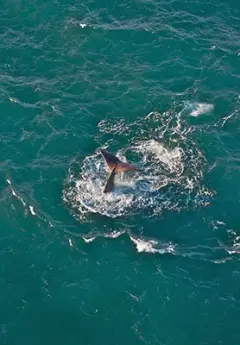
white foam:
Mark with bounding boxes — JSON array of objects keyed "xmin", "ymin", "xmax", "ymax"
[
  {"xmin": 8, "ymin": 184, "xmax": 26, "ymax": 207},
  {"xmin": 81, "ymin": 230, "xmax": 125, "ymax": 244},
  {"xmin": 189, "ymin": 103, "xmax": 214, "ymax": 117},
  {"xmin": 7, "ymin": 179, "xmax": 38, "ymax": 215},
  {"xmin": 216, "ymin": 221, "xmax": 226, "ymax": 226},
  {"xmin": 104, "ymin": 230, "xmax": 125, "ymax": 239},
  {"xmin": 221, "ymin": 111, "xmax": 235, "ymax": 126},
  {"xmin": 227, "ymin": 247, "xmax": 240, "ymax": 255},
  {"xmin": 228, "ymin": 234, "xmax": 240, "ymax": 255},
  {"xmin": 82, "ymin": 236, "xmax": 96, "ymax": 243},
  {"xmin": 129, "ymin": 235, "xmax": 175, "ymax": 254},
  {"xmin": 133, "ymin": 139, "xmax": 183, "ymax": 175},
  {"xmin": 130, "ymin": 236, "xmax": 159, "ymax": 253},
  {"xmin": 11, "ymin": 189, "xmax": 17, "ymax": 197},
  {"xmin": 80, "ymin": 230, "xmax": 176, "ymax": 256},
  {"xmin": 98, "ymin": 119, "xmax": 129, "ymax": 135},
  {"xmin": 29, "ymin": 206, "xmax": 36, "ymax": 216},
  {"xmin": 65, "ymin": 18, "xmax": 90, "ymax": 30},
  {"xmin": 9, "ymin": 97, "xmax": 18, "ymax": 103}
]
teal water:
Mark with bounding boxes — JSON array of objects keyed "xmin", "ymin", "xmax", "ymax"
[{"xmin": 1, "ymin": 0, "xmax": 240, "ymax": 344}]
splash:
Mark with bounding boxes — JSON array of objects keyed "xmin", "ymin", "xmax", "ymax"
[{"xmin": 63, "ymin": 109, "xmax": 213, "ymax": 220}]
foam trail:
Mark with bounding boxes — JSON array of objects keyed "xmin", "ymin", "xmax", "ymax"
[
  {"xmin": 76, "ymin": 230, "xmax": 176, "ymax": 256},
  {"xmin": 82, "ymin": 230, "xmax": 125, "ymax": 243}
]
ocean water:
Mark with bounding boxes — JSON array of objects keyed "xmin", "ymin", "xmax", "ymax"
[{"xmin": 1, "ymin": 0, "xmax": 240, "ymax": 344}]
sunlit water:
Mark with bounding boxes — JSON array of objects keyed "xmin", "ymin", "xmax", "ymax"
[{"xmin": 1, "ymin": 1, "xmax": 240, "ymax": 344}]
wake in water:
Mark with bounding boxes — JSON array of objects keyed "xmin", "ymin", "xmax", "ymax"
[
  {"xmin": 65, "ymin": 228, "xmax": 176, "ymax": 256},
  {"xmin": 63, "ymin": 107, "xmax": 214, "ymax": 220}
]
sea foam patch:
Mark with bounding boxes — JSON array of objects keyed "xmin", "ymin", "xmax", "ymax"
[{"xmin": 186, "ymin": 102, "xmax": 214, "ymax": 117}]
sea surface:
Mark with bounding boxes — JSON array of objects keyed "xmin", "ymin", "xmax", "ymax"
[{"xmin": 1, "ymin": 1, "xmax": 240, "ymax": 344}]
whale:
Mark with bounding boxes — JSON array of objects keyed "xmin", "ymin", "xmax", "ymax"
[{"xmin": 100, "ymin": 149, "xmax": 141, "ymax": 193}]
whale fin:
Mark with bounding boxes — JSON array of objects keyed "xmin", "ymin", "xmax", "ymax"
[{"xmin": 103, "ymin": 166, "xmax": 116, "ymax": 193}]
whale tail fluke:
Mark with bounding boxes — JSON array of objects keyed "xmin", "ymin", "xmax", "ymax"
[
  {"xmin": 100, "ymin": 149, "xmax": 140, "ymax": 193},
  {"xmin": 103, "ymin": 167, "xmax": 116, "ymax": 193},
  {"xmin": 99, "ymin": 149, "xmax": 120, "ymax": 170}
]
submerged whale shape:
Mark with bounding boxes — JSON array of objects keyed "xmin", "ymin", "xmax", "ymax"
[{"xmin": 100, "ymin": 149, "xmax": 141, "ymax": 193}]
